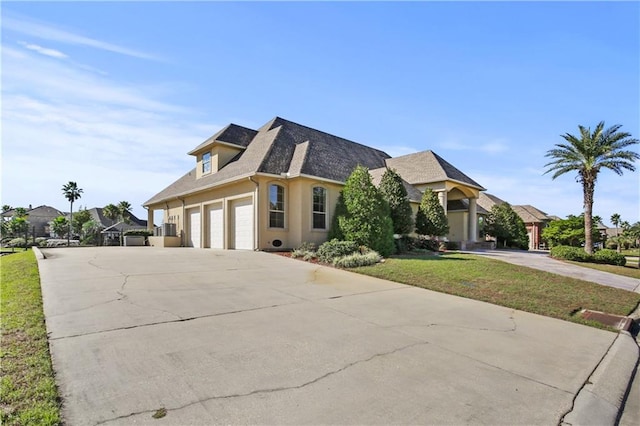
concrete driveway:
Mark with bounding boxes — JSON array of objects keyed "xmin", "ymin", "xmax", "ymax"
[{"xmin": 38, "ymin": 247, "xmax": 623, "ymax": 425}]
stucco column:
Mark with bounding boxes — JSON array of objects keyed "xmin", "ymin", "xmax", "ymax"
[
  {"xmin": 468, "ymin": 197, "xmax": 477, "ymax": 242},
  {"xmin": 147, "ymin": 207, "xmax": 154, "ymax": 232},
  {"xmin": 438, "ymin": 190, "xmax": 448, "ymax": 216}
]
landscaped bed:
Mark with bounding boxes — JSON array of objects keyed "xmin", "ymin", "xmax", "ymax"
[
  {"xmin": 350, "ymin": 252, "xmax": 640, "ymax": 329},
  {"xmin": 0, "ymin": 250, "xmax": 61, "ymax": 425}
]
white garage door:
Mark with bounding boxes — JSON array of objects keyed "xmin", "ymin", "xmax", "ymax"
[
  {"xmin": 188, "ymin": 209, "xmax": 201, "ymax": 248},
  {"xmin": 208, "ymin": 204, "xmax": 223, "ymax": 249},
  {"xmin": 232, "ymin": 198, "xmax": 253, "ymax": 250}
]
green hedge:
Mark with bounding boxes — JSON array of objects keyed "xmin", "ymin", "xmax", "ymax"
[
  {"xmin": 550, "ymin": 245, "xmax": 626, "ymax": 266},
  {"xmin": 123, "ymin": 229, "xmax": 152, "ymax": 237},
  {"xmin": 317, "ymin": 239, "xmax": 359, "ymax": 263},
  {"xmin": 593, "ymin": 249, "xmax": 627, "ymax": 266}
]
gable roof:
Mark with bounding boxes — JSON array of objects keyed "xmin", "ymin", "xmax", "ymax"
[
  {"xmin": 145, "ymin": 117, "xmax": 391, "ymax": 206},
  {"xmin": 369, "ymin": 168, "xmax": 423, "ymax": 203},
  {"xmin": 187, "ymin": 124, "xmax": 258, "ymax": 155},
  {"xmin": 383, "ymin": 150, "xmax": 484, "ymax": 190},
  {"xmin": 477, "ymin": 192, "xmax": 506, "ymax": 212},
  {"xmin": 83, "ymin": 207, "xmax": 147, "ymax": 228},
  {"xmin": 511, "ymin": 205, "xmax": 551, "ymax": 224},
  {"xmin": 1, "ymin": 205, "xmax": 64, "ymax": 219}
]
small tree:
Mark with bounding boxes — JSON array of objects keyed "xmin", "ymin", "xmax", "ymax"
[
  {"xmin": 50, "ymin": 216, "xmax": 69, "ymax": 239},
  {"xmin": 415, "ymin": 189, "xmax": 449, "ymax": 238},
  {"xmin": 72, "ymin": 208, "xmax": 92, "ymax": 238},
  {"xmin": 624, "ymin": 222, "xmax": 640, "ymax": 268},
  {"xmin": 379, "ymin": 168, "xmax": 414, "ymax": 235},
  {"xmin": 335, "ymin": 165, "xmax": 395, "ymax": 256},
  {"xmin": 328, "ymin": 192, "xmax": 346, "ymax": 241},
  {"xmin": 485, "ymin": 203, "xmax": 528, "ymax": 249},
  {"xmin": 82, "ymin": 219, "xmax": 103, "ymax": 245},
  {"xmin": 541, "ymin": 214, "xmax": 601, "ymax": 248}
]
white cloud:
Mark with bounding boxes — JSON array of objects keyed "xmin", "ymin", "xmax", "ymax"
[
  {"xmin": 1, "ymin": 42, "xmax": 216, "ymax": 220},
  {"xmin": 3, "ymin": 14, "xmax": 160, "ymax": 61},
  {"xmin": 18, "ymin": 41, "xmax": 68, "ymax": 58}
]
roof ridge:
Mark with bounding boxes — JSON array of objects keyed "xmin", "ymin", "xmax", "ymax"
[{"xmin": 267, "ymin": 116, "xmax": 391, "ymax": 157}]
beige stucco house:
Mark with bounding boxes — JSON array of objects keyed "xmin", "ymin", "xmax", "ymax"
[{"xmin": 144, "ymin": 117, "xmax": 485, "ymax": 250}]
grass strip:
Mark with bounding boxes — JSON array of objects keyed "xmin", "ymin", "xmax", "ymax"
[
  {"xmin": 1, "ymin": 250, "xmax": 61, "ymax": 425},
  {"xmin": 353, "ymin": 252, "xmax": 640, "ymax": 329},
  {"xmin": 564, "ymin": 260, "xmax": 640, "ymax": 279}
]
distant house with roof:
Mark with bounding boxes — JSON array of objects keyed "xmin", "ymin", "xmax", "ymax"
[
  {"xmin": 477, "ymin": 193, "xmax": 554, "ymax": 250},
  {"xmin": 144, "ymin": 117, "xmax": 487, "ymax": 250},
  {"xmin": 2, "ymin": 205, "xmax": 64, "ymax": 237}
]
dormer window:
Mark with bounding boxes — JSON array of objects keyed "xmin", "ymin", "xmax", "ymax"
[{"xmin": 202, "ymin": 152, "xmax": 211, "ymax": 174}]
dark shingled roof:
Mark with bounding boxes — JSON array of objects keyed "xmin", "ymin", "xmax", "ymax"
[
  {"xmin": 259, "ymin": 117, "xmax": 390, "ymax": 181},
  {"xmin": 384, "ymin": 150, "xmax": 484, "ymax": 189},
  {"xmin": 145, "ymin": 117, "xmax": 391, "ymax": 206},
  {"xmin": 187, "ymin": 124, "xmax": 258, "ymax": 155}
]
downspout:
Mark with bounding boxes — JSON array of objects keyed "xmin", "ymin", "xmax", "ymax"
[
  {"xmin": 249, "ymin": 176, "xmax": 259, "ymax": 250},
  {"xmin": 179, "ymin": 197, "xmax": 185, "ymax": 247}
]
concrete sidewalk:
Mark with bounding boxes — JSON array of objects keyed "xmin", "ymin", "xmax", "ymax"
[
  {"xmin": 36, "ymin": 247, "xmax": 637, "ymax": 425},
  {"xmin": 467, "ymin": 249, "xmax": 640, "ymax": 293}
]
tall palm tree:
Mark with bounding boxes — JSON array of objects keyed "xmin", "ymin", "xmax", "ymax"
[
  {"xmin": 62, "ymin": 181, "xmax": 83, "ymax": 246},
  {"xmin": 610, "ymin": 213, "xmax": 621, "ymax": 236},
  {"xmin": 610, "ymin": 213, "xmax": 622, "ymax": 253},
  {"xmin": 544, "ymin": 122, "xmax": 639, "ymax": 254}
]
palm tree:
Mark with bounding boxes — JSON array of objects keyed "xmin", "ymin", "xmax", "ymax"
[
  {"xmin": 117, "ymin": 201, "xmax": 132, "ymax": 224},
  {"xmin": 545, "ymin": 122, "xmax": 639, "ymax": 254},
  {"xmin": 610, "ymin": 213, "xmax": 621, "ymax": 236},
  {"xmin": 62, "ymin": 181, "xmax": 83, "ymax": 246},
  {"xmin": 102, "ymin": 204, "xmax": 119, "ymax": 223},
  {"xmin": 610, "ymin": 213, "xmax": 621, "ymax": 253}
]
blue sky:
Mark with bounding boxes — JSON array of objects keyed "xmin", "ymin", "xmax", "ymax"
[{"xmin": 2, "ymin": 1, "xmax": 639, "ymax": 227}]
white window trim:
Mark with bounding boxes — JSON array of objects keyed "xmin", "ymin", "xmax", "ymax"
[
  {"xmin": 268, "ymin": 183, "xmax": 286, "ymax": 229},
  {"xmin": 311, "ymin": 186, "xmax": 328, "ymax": 231}
]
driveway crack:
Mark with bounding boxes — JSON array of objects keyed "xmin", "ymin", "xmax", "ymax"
[{"xmin": 94, "ymin": 341, "xmax": 428, "ymax": 425}]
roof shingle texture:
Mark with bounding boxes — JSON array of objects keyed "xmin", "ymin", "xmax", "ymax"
[
  {"xmin": 384, "ymin": 150, "xmax": 484, "ymax": 189},
  {"xmin": 187, "ymin": 124, "xmax": 258, "ymax": 155},
  {"xmin": 145, "ymin": 117, "xmax": 390, "ymax": 205}
]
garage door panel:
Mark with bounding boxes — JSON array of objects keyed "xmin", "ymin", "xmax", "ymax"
[
  {"xmin": 209, "ymin": 204, "xmax": 223, "ymax": 249},
  {"xmin": 233, "ymin": 198, "xmax": 253, "ymax": 250},
  {"xmin": 188, "ymin": 209, "xmax": 201, "ymax": 248}
]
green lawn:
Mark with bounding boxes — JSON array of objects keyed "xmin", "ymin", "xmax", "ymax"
[
  {"xmin": 566, "ymin": 260, "xmax": 640, "ymax": 279},
  {"xmin": 352, "ymin": 252, "xmax": 640, "ymax": 328},
  {"xmin": 0, "ymin": 251, "xmax": 61, "ymax": 426}
]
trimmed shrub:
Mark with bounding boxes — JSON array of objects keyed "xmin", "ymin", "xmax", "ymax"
[
  {"xmin": 333, "ymin": 251, "xmax": 381, "ymax": 268},
  {"xmin": 401, "ymin": 236, "xmax": 439, "ymax": 252},
  {"xmin": 445, "ymin": 241, "xmax": 459, "ymax": 251},
  {"xmin": 291, "ymin": 242, "xmax": 317, "ymax": 260},
  {"xmin": 550, "ymin": 245, "xmax": 593, "ymax": 262},
  {"xmin": 593, "ymin": 249, "xmax": 627, "ymax": 266},
  {"xmin": 8, "ymin": 238, "xmax": 26, "ymax": 248},
  {"xmin": 317, "ymin": 239, "xmax": 359, "ymax": 263}
]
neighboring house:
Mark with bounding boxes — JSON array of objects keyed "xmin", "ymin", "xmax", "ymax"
[
  {"xmin": 2, "ymin": 205, "xmax": 64, "ymax": 237},
  {"xmin": 144, "ymin": 117, "xmax": 486, "ymax": 250},
  {"xmin": 476, "ymin": 193, "xmax": 553, "ymax": 250},
  {"xmin": 68, "ymin": 207, "xmax": 147, "ymax": 244}
]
